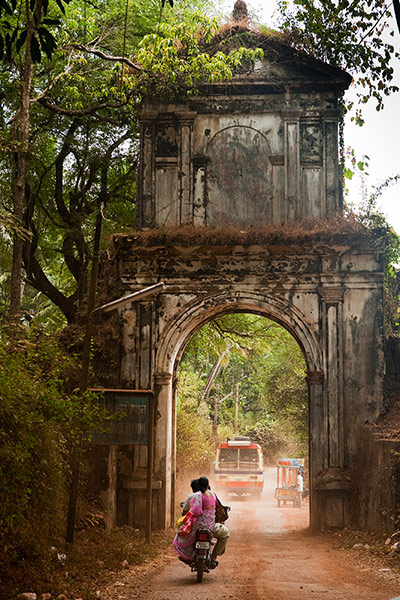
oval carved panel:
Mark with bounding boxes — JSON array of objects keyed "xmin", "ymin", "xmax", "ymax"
[{"xmin": 206, "ymin": 126, "xmax": 271, "ymax": 226}]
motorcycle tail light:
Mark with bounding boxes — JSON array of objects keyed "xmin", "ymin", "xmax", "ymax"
[{"xmin": 198, "ymin": 532, "xmax": 208, "ymax": 541}]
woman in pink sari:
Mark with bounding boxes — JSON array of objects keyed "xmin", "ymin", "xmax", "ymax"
[{"xmin": 173, "ymin": 477, "xmax": 229, "ymax": 568}]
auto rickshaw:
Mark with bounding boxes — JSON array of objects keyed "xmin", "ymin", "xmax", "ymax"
[{"xmin": 275, "ymin": 458, "xmax": 304, "ymax": 507}]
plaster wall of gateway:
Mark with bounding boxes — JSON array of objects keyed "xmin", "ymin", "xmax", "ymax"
[
  {"xmin": 112, "ymin": 237, "xmax": 384, "ymax": 532},
  {"xmin": 96, "ymin": 36, "xmax": 386, "ymax": 532}
]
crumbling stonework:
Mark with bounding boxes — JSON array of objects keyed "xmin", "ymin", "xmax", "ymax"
[
  {"xmin": 355, "ymin": 425, "xmax": 400, "ymax": 534},
  {"xmin": 137, "ymin": 36, "xmax": 351, "ymax": 230},
  {"xmin": 111, "ymin": 232, "xmax": 384, "ymax": 531},
  {"xmin": 96, "ymin": 35, "xmax": 385, "ymax": 532}
]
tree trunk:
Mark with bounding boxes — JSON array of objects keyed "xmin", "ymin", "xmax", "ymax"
[{"xmin": 9, "ymin": 2, "xmax": 35, "ymax": 317}]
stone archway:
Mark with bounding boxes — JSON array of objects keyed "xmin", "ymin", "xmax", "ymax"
[
  {"xmin": 98, "ymin": 33, "xmax": 385, "ymax": 534},
  {"xmin": 113, "ymin": 234, "xmax": 384, "ymax": 533},
  {"xmin": 153, "ymin": 289, "xmax": 322, "ymax": 531},
  {"xmin": 156, "ymin": 290, "xmax": 321, "ymax": 375}
]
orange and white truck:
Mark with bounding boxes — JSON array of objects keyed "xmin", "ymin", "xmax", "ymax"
[{"xmin": 214, "ymin": 436, "xmax": 264, "ymax": 498}]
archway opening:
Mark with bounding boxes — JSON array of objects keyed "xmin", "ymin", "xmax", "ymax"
[{"xmin": 174, "ymin": 311, "xmax": 310, "ymax": 529}]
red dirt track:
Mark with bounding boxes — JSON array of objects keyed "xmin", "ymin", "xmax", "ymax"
[{"xmin": 102, "ymin": 468, "xmax": 400, "ymax": 600}]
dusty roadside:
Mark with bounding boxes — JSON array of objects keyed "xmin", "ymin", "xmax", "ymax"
[{"xmin": 99, "ymin": 468, "xmax": 400, "ymax": 600}]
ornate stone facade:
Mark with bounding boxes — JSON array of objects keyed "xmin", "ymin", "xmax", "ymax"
[{"xmin": 96, "ymin": 37, "xmax": 384, "ymax": 532}]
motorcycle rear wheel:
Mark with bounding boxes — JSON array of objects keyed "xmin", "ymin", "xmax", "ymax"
[{"xmin": 196, "ymin": 559, "xmax": 204, "ymax": 583}]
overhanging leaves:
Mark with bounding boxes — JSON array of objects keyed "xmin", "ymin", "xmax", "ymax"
[{"xmin": 38, "ymin": 26, "xmax": 57, "ymax": 59}]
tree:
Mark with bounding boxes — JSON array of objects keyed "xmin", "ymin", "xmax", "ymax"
[
  {"xmin": 1, "ymin": 0, "xmax": 72, "ymax": 318},
  {"xmin": 1, "ymin": 0, "xmax": 156, "ymax": 323},
  {"xmin": 178, "ymin": 313, "xmax": 308, "ymax": 457},
  {"xmin": 275, "ymin": 0, "xmax": 400, "ymax": 121},
  {"xmin": 0, "ymin": 0, "xmax": 262, "ymax": 326},
  {"xmin": 176, "ymin": 370, "xmax": 213, "ymax": 471}
]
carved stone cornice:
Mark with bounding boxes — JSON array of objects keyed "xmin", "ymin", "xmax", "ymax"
[
  {"xmin": 176, "ymin": 111, "xmax": 197, "ymax": 123},
  {"xmin": 155, "ymin": 372, "xmax": 173, "ymax": 386},
  {"xmin": 318, "ymin": 287, "xmax": 344, "ymax": 303}
]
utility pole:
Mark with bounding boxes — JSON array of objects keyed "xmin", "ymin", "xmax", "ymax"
[
  {"xmin": 234, "ymin": 381, "xmax": 239, "ymax": 434},
  {"xmin": 213, "ymin": 389, "xmax": 234, "ymax": 450},
  {"xmin": 213, "ymin": 389, "xmax": 219, "ymax": 451}
]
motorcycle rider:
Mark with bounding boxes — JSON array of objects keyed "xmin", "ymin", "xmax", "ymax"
[
  {"xmin": 181, "ymin": 479, "xmax": 201, "ymax": 514},
  {"xmin": 173, "ymin": 476, "xmax": 229, "ymax": 568}
]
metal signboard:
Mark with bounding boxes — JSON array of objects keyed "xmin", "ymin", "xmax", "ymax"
[
  {"xmin": 277, "ymin": 458, "xmax": 305, "ymax": 468},
  {"xmin": 90, "ymin": 389, "xmax": 153, "ymax": 445}
]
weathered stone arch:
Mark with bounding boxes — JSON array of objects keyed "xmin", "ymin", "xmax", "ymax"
[
  {"xmin": 111, "ymin": 230, "xmax": 384, "ymax": 533},
  {"xmin": 155, "ymin": 289, "xmax": 321, "ymax": 376},
  {"xmin": 152, "ymin": 289, "xmax": 325, "ymax": 530},
  {"xmin": 98, "ymin": 36, "xmax": 386, "ymax": 535}
]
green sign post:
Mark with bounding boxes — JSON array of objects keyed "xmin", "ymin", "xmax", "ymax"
[
  {"xmin": 92, "ymin": 390, "xmax": 152, "ymax": 445},
  {"xmin": 91, "ymin": 389, "xmax": 154, "ymax": 541}
]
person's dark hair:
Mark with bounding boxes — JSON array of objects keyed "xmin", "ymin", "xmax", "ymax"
[
  {"xmin": 190, "ymin": 479, "xmax": 200, "ymax": 493},
  {"xmin": 198, "ymin": 476, "xmax": 210, "ymax": 493}
]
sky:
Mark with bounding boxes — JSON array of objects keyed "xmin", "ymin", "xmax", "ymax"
[{"xmin": 222, "ymin": 0, "xmax": 400, "ymax": 233}]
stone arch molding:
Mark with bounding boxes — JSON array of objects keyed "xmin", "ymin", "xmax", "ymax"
[
  {"xmin": 206, "ymin": 124, "xmax": 271, "ymax": 150},
  {"xmin": 155, "ymin": 289, "xmax": 322, "ymax": 378},
  {"xmin": 153, "ymin": 288, "xmax": 324, "ymax": 531}
]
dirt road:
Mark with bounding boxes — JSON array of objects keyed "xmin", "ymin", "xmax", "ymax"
[{"xmin": 102, "ymin": 468, "xmax": 400, "ymax": 600}]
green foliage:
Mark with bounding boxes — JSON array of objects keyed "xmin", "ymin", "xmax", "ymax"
[
  {"xmin": 347, "ymin": 183, "xmax": 400, "ymax": 337},
  {"xmin": 0, "ymin": 329, "xmax": 104, "ymax": 574},
  {"xmin": 245, "ymin": 420, "xmax": 290, "ymax": 462},
  {"xmin": 276, "ymin": 0, "xmax": 400, "ymax": 114},
  {"xmin": 342, "ymin": 149, "xmax": 370, "ymax": 183},
  {"xmin": 177, "ymin": 313, "xmax": 308, "ymax": 467},
  {"xmin": 0, "ymin": 0, "xmax": 70, "ymax": 63},
  {"xmin": 176, "ymin": 371, "xmax": 213, "ymax": 470},
  {"xmin": 133, "ymin": 11, "xmax": 263, "ymax": 99},
  {"xmin": 348, "ymin": 185, "xmax": 400, "ymax": 271}
]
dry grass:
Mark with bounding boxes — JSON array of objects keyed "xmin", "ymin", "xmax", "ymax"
[
  {"xmin": 0, "ymin": 526, "xmax": 172, "ymax": 600},
  {"xmin": 115, "ymin": 215, "xmax": 372, "ymax": 249}
]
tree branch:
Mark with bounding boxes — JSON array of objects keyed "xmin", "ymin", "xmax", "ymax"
[
  {"xmin": 38, "ymin": 98, "xmax": 126, "ymax": 116},
  {"xmin": 23, "ymin": 215, "xmax": 78, "ymax": 324},
  {"xmin": 31, "ymin": 58, "xmax": 74, "ymax": 104},
  {"xmin": 64, "ymin": 43, "xmax": 142, "ymax": 73}
]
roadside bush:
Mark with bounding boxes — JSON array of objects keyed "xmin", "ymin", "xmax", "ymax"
[
  {"xmin": 176, "ymin": 408, "xmax": 213, "ymax": 472},
  {"xmin": 0, "ymin": 330, "xmax": 102, "ymax": 593},
  {"xmin": 245, "ymin": 420, "xmax": 290, "ymax": 463}
]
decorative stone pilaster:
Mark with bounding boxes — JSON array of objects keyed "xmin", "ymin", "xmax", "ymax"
[
  {"xmin": 154, "ymin": 372, "xmax": 173, "ymax": 528},
  {"xmin": 177, "ymin": 111, "xmax": 196, "ymax": 224},
  {"xmin": 283, "ymin": 111, "xmax": 300, "ymax": 222},
  {"xmin": 319, "ymin": 287, "xmax": 344, "ymax": 469},
  {"xmin": 138, "ymin": 111, "xmax": 158, "ymax": 229},
  {"xmin": 306, "ymin": 368, "xmax": 325, "ymax": 531}
]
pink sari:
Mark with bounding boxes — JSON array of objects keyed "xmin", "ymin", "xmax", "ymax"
[{"xmin": 173, "ymin": 491, "xmax": 217, "ymax": 560}]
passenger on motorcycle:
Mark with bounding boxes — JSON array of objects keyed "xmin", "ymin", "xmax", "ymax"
[
  {"xmin": 173, "ymin": 476, "xmax": 229, "ymax": 569},
  {"xmin": 181, "ymin": 479, "xmax": 201, "ymax": 514}
]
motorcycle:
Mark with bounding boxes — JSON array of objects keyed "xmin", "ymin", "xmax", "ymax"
[
  {"xmin": 178, "ymin": 501, "xmax": 230, "ymax": 583},
  {"xmin": 192, "ymin": 527, "xmax": 214, "ymax": 583}
]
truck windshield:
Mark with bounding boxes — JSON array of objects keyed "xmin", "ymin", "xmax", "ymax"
[
  {"xmin": 240, "ymin": 448, "xmax": 259, "ymax": 462},
  {"xmin": 218, "ymin": 448, "xmax": 238, "ymax": 463},
  {"xmin": 217, "ymin": 447, "xmax": 260, "ymax": 468}
]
